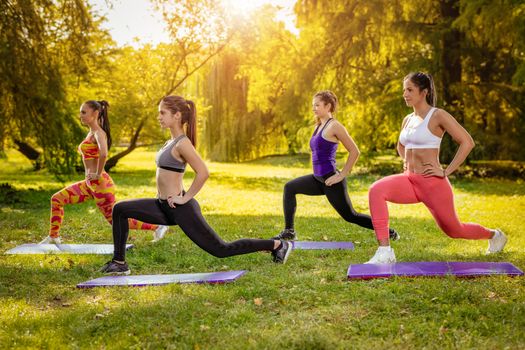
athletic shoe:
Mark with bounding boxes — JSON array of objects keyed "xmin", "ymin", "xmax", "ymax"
[
  {"xmin": 272, "ymin": 240, "xmax": 292, "ymax": 264},
  {"xmin": 152, "ymin": 225, "xmax": 169, "ymax": 242},
  {"xmin": 99, "ymin": 260, "xmax": 131, "ymax": 275},
  {"xmin": 365, "ymin": 246, "xmax": 396, "ymax": 264},
  {"xmin": 487, "ymin": 229, "xmax": 507, "ymax": 254},
  {"xmin": 39, "ymin": 236, "xmax": 62, "ymax": 245},
  {"xmin": 272, "ymin": 228, "xmax": 296, "ymax": 241},
  {"xmin": 389, "ymin": 228, "xmax": 401, "ymax": 241}
]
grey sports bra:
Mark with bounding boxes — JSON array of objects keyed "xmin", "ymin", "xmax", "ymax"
[{"xmin": 155, "ymin": 135, "xmax": 187, "ymax": 173}]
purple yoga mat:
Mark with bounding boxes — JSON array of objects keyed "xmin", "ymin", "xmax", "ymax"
[
  {"xmin": 292, "ymin": 241, "xmax": 354, "ymax": 250},
  {"xmin": 347, "ymin": 262, "xmax": 524, "ymax": 280},
  {"xmin": 5, "ymin": 244, "xmax": 134, "ymax": 255},
  {"xmin": 77, "ymin": 270, "xmax": 247, "ymax": 288}
]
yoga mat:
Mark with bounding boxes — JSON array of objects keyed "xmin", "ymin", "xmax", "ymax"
[
  {"xmin": 292, "ymin": 241, "xmax": 354, "ymax": 250},
  {"xmin": 5, "ymin": 244, "xmax": 134, "ymax": 255},
  {"xmin": 77, "ymin": 270, "xmax": 247, "ymax": 288},
  {"xmin": 347, "ymin": 261, "xmax": 524, "ymax": 279}
]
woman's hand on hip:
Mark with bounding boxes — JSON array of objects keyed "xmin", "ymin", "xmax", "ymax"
[
  {"xmin": 325, "ymin": 173, "xmax": 345, "ymax": 186},
  {"xmin": 421, "ymin": 162, "xmax": 446, "ymax": 178},
  {"xmin": 167, "ymin": 195, "xmax": 187, "ymax": 208}
]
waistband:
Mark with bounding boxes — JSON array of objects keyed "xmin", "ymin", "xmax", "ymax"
[{"xmin": 313, "ymin": 170, "xmax": 337, "ymax": 183}]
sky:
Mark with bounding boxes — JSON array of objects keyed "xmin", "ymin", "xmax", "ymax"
[{"xmin": 89, "ymin": 0, "xmax": 298, "ymax": 48}]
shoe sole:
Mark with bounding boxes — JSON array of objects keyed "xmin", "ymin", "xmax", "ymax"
[
  {"xmin": 105, "ymin": 270, "xmax": 131, "ymax": 276},
  {"xmin": 281, "ymin": 243, "xmax": 293, "ymax": 264},
  {"xmin": 487, "ymin": 236, "xmax": 508, "ymax": 254}
]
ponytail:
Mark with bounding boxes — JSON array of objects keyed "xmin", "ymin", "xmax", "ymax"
[
  {"xmin": 404, "ymin": 72, "xmax": 437, "ymax": 107},
  {"xmin": 98, "ymin": 100, "xmax": 112, "ymax": 150},
  {"xmin": 160, "ymin": 95, "xmax": 197, "ymax": 146},
  {"xmin": 313, "ymin": 90, "xmax": 338, "ymax": 125},
  {"xmin": 185, "ymin": 99, "xmax": 197, "ymax": 146},
  {"xmin": 84, "ymin": 100, "xmax": 112, "ymax": 150}
]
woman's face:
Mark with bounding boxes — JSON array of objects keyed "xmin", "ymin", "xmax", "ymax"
[
  {"xmin": 403, "ymin": 79, "xmax": 427, "ymax": 107},
  {"xmin": 79, "ymin": 103, "xmax": 98, "ymax": 125},
  {"xmin": 158, "ymin": 102, "xmax": 179, "ymax": 128},
  {"xmin": 312, "ymin": 97, "xmax": 332, "ymax": 118}
]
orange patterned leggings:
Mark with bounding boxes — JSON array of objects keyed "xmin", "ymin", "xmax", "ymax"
[{"xmin": 49, "ymin": 172, "xmax": 157, "ymax": 238}]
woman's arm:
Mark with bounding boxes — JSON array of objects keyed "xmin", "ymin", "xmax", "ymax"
[
  {"xmin": 325, "ymin": 122, "xmax": 359, "ymax": 186},
  {"xmin": 169, "ymin": 138, "xmax": 209, "ymax": 206},
  {"xmin": 437, "ymin": 109, "xmax": 474, "ymax": 176},
  {"xmin": 422, "ymin": 109, "xmax": 475, "ymax": 177},
  {"xmin": 398, "ymin": 116, "xmax": 409, "ymax": 170}
]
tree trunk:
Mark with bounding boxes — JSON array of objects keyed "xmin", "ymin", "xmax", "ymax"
[
  {"xmin": 105, "ymin": 120, "xmax": 144, "ymax": 172},
  {"xmin": 13, "ymin": 139, "xmax": 42, "ymax": 169},
  {"xmin": 439, "ymin": 0, "xmax": 463, "ymax": 164}
]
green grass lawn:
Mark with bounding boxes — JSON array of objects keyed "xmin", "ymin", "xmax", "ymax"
[{"xmin": 0, "ymin": 149, "xmax": 524, "ymax": 349}]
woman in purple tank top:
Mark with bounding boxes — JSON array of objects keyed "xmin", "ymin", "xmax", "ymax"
[{"xmin": 274, "ymin": 91, "xmax": 399, "ymax": 241}]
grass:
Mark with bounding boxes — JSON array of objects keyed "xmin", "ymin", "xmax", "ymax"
[{"xmin": 0, "ymin": 149, "xmax": 524, "ymax": 349}]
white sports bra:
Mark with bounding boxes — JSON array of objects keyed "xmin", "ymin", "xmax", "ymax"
[{"xmin": 399, "ymin": 107, "xmax": 442, "ymax": 149}]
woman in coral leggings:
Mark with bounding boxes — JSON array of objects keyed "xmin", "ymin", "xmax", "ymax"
[
  {"xmin": 366, "ymin": 72, "xmax": 507, "ymax": 264},
  {"xmin": 39, "ymin": 100, "xmax": 168, "ymax": 244}
]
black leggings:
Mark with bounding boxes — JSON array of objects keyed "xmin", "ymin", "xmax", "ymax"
[
  {"xmin": 112, "ymin": 198, "xmax": 275, "ymax": 261},
  {"xmin": 283, "ymin": 172, "xmax": 374, "ymax": 230}
]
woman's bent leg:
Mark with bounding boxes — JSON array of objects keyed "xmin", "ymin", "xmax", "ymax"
[{"xmin": 112, "ymin": 198, "xmax": 170, "ymax": 261}]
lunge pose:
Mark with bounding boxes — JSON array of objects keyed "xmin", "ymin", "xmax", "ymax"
[
  {"xmin": 273, "ymin": 91, "xmax": 399, "ymax": 241},
  {"xmin": 366, "ymin": 72, "xmax": 507, "ymax": 264},
  {"xmin": 40, "ymin": 100, "xmax": 168, "ymax": 244},
  {"xmin": 100, "ymin": 96, "xmax": 291, "ymax": 274}
]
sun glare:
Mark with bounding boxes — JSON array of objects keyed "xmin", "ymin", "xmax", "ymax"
[{"xmin": 221, "ymin": 0, "xmax": 298, "ymax": 35}]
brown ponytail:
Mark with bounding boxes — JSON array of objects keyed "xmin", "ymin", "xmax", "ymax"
[
  {"xmin": 85, "ymin": 100, "xmax": 112, "ymax": 149},
  {"xmin": 313, "ymin": 90, "xmax": 338, "ymax": 125},
  {"xmin": 404, "ymin": 72, "xmax": 437, "ymax": 107},
  {"xmin": 160, "ymin": 95, "xmax": 197, "ymax": 146}
]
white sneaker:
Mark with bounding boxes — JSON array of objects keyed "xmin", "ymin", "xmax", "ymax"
[
  {"xmin": 487, "ymin": 229, "xmax": 507, "ymax": 254},
  {"xmin": 365, "ymin": 246, "xmax": 396, "ymax": 264},
  {"xmin": 39, "ymin": 236, "xmax": 62, "ymax": 245},
  {"xmin": 152, "ymin": 225, "xmax": 169, "ymax": 242}
]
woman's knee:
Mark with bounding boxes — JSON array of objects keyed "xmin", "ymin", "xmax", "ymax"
[
  {"xmin": 112, "ymin": 201, "xmax": 127, "ymax": 216},
  {"xmin": 438, "ymin": 222, "xmax": 464, "ymax": 238},
  {"xmin": 284, "ymin": 181, "xmax": 297, "ymax": 195},
  {"xmin": 368, "ymin": 180, "xmax": 387, "ymax": 201},
  {"xmin": 51, "ymin": 191, "xmax": 67, "ymax": 206}
]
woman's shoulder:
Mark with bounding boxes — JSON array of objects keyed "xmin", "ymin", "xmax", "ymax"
[
  {"xmin": 92, "ymin": 128, "xmax": 107, "ymax": 139},
  {"xmin": 431, "ymin": 107, "xmax": 453, "ymax": 121},
  {"xmin": 329, "ymin": 118, "xmax": 346, "ymax": 129}
]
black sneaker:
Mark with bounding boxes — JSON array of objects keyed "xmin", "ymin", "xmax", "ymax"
[
  {"xmin": 100, "ymin": 260, "xmax": 131, "ymax": 275},
  {"xmin": 272, "ymin": 240, "xmax": 292, "ymax": 264},
  {"xmin": 389, "ymin": 229, "xmax": 400, "ymax": 241},
  {"xmin": 272, "ymin": 228, "xmax": 297, "ymax": 241}
]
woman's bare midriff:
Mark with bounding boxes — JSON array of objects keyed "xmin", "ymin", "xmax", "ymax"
[
  {"xmin": 405, "ymin": 148, "xmax": 441, "ymax": 173},
  {"xmin": 83, "ymin": 159, "xmax": 99, "ymax": 175},
  {"xmin": 156, "ymin": 168, "xmax": 184, "ymax": 199}
]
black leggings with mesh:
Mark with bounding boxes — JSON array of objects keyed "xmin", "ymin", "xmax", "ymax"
[
  {"xmin": 283, "ymin": 171, "xmax": 374, "ymax": 230},
  {"xmin": 112, "ymin": 198, "xmax": 275, "ymax": 261}
]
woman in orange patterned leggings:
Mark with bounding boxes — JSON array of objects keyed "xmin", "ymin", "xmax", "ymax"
[{"xmin": 39, "ymin": 100, "xmax": 168, "ymax": 244}]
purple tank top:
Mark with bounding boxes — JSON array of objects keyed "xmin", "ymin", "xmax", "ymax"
[{"xmin": 310, "ymin": 119, "xmax": 338, "ymax": 176}]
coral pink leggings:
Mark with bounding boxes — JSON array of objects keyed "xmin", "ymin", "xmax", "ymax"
[{"xmin": 369, "ymin": 171, "xmax": 492, "ymax": 241}]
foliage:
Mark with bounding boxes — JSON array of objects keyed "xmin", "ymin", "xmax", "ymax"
[
  {"xmin": 2, "ymin": 0, "xmax": 525, "ymax": 171},
  {"xmin": 0, "ymin": 0, "xmax": 111, "ymax": 173}
]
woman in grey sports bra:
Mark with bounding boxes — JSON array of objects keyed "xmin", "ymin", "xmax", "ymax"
[{"xmin": 100, "ymin": 95, "xmax": 292, "ymax": 275}]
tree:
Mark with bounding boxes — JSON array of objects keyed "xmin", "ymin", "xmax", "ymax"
[
  {"xmin": 100, "ymin": 0, "xmax": 231, "ymax": 170},
  {"xmin": 0, "ymin": 0, "xmax": 110, "ymax": 173}
]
